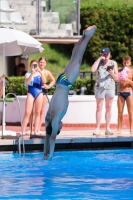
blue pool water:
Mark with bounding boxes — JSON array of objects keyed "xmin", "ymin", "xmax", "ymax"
[{"xmin": 0, "ymin": 149, "xmax": 133, "ymax": 200}]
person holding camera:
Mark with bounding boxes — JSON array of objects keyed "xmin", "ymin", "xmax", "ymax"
[
  {"xmin": 91, "ymin": 47, "xmax": 118, "ymax": 135},
  {"xmin": 28, "ymin": 57, "xmax": 55, "ymax": 134},
  {"xmin": 22, "ymin": 60, "xmax": 46, "ymax": 136}
]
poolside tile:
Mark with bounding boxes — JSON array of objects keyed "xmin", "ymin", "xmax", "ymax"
[{"xmin": 0, "ymin": 125, "xmax": 133, "ymax": 151}]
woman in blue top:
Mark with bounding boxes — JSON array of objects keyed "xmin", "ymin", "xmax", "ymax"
[{"xmin": 22, "ymin": 60, "xmax": 46, "ymax": 135}]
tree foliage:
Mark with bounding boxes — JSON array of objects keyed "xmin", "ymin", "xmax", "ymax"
[
  {"xmin": 80, "ymin": 6, "xmax": 133, "ymax": 65},
  {"xmin": 5, "ymin": 76, "xmax": 95, "ymax": 96}
]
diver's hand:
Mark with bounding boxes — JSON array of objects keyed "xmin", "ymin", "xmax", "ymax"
[
  {"xmin": 43, "ymin": 155, "xmax": 52, "ymax": 161},
  {"xmin": 43, "ymin": 154, "xmax": 49, "ymax": 160},
  {"xmin": 47, "ymin": 156, "xmax": 52, "ymax": 161}
]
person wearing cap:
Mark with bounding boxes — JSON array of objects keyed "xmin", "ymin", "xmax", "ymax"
[{"xmin": 91, "ymin": 47, "xmax": 118, "ymax": 135}]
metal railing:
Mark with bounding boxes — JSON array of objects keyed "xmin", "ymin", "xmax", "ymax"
[
  {"xmin": 1, "ymin": 93, "xmax": 25, "ymax": 154},
  {"xmin": 78, "ymin": 72, "xmax": 119, "ymax": 95}
]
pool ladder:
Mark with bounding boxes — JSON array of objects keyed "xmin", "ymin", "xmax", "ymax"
[{"xmin": 1, "ymin": 93, "xmax": 25, "ymax": 154}]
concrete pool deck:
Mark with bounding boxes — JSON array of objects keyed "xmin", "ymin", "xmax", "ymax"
[{"xmin": 0, "ymin": 125, "xmax": 133, "ymax": 152}]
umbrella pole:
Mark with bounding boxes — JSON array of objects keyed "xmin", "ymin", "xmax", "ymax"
[
  {"xmin": 2, "ymin": 43, "xmax": 6, "ymax": 135},
  {"xmin": 2, "ymin": 79, "xmax": 5, "ymax": 134}
]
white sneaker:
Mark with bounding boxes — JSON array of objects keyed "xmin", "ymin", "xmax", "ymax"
[
  {"xmin": 26, "ymin": 130, "xmax": 31, "ymax": 134},
  {"xmin": 35, "ymin": 132, "xmax": 40, "ymax": 135},
  {"xmin": 26, "ymin": 130, "xmax": 34, "ymax": 134},
  {"xmin": 105, "ymin": 128, "xmax": 114, "ymax": 135},
  {"xmin": 38, "ymin": 130, "xmax": 43, "ymax": 134},
  {"xmin": 93, "ymin": 129, "xmax": 100, "ymax": 135}
]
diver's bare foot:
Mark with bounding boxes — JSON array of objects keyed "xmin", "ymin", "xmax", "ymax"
[
  {"xmin": 84, "ymin": 25, "xmax": 97, "ymax": 32},
  {"xmin": 115, "ymin": 130, "xmax": 121, "ymax": 134}
]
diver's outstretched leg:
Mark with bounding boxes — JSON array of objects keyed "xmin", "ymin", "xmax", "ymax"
[{"xmin": 64, "ymin": 25, "xmax": 97, "ymax": 84}]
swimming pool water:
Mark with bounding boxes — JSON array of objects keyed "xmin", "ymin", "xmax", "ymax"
[{"xmin": 0, "ymin": 149, "xmax": 133, "ymax": 200}]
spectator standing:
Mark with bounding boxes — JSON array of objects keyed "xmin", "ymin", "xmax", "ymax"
[
  {"xmin": 116, "ymin": 56, "xmax": 133, "ymax": 134},
  {"xmin": 18, "ymin": 63, "xmax": 27, "ymax": 76},
  {"xmin": 37, "ymin": 57, "xmax": 55, "ymax": 133},
  {"xmin": 13, "ymin": 56, "xmax": 20, "ymax": 76},
  {"xmin": 22, "ymin": 60, "xmax": 46, "ymax": 135},
  {"xmin": 29, "ymin": 57, "xmax": 55, "ymax": 134},
  {"xmin": 91, "ymin": 47, "xmax": 118, "ymax": 135}
]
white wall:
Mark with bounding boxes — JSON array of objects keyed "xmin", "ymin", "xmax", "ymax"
[{"xmin": 0, "ymin": 95, "xmax": 128, "ymax": 124}]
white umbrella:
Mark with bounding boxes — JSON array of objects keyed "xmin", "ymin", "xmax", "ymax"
[
  {"xmin": 0, "ymin": 26, "xmax": 44, "ymax": 136},
  {"xmin": 0, "ymin": 26, "xmax": 44, "ymax": 56}
]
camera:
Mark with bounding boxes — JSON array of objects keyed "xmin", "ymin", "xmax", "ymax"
[
  {"xmin": 106, "ymin": 65, "xmax": 114, "ymax": 71},
  {"xmin": 33, "ymin": 64, "xmax": 37, "ymax": 68}
]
